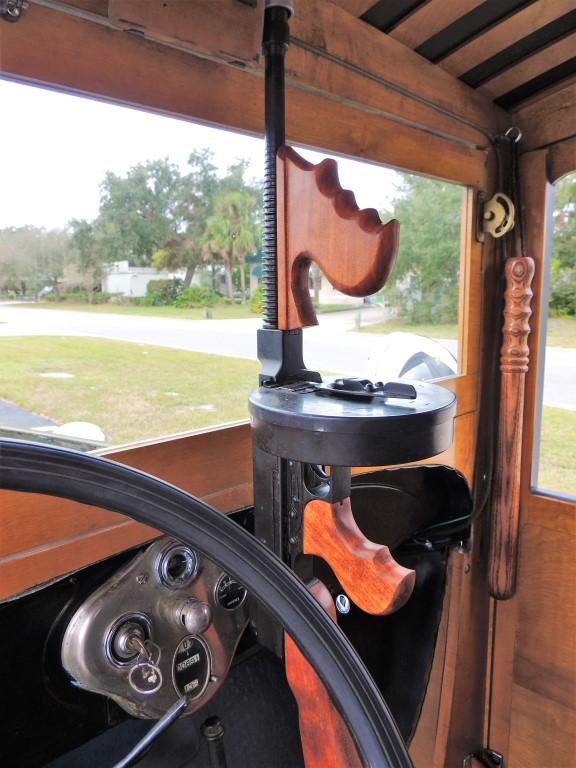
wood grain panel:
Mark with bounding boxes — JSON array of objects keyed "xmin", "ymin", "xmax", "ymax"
[
  {"xmin": 0, "ymin": 520, "xmax": 157, "ymax": 601},
  {"xmin": 440, "ymin": 0, "xmax": 576, "ymax": 77},
  {"xmin": 0, "ymin": 423, "xmax": 253, "ymax": 600},
  {"xmin": 479, "ymin": 33, "xmax": 576, "ymax": 101},
  {"xmin": 548, "ymin": 135, "xmax": 576, "ymax": 183},
  {"xmin": 526, "ymin": 492, "xmax": 576, "ymax": 535},
  {"xmin": 293, "ymin": 0, "xmax": 506, "ymax": 139},
  {"xmin": 514, "ymin": 524, "xmax": 576, "ymax": 702},
  {"xmin": 108, "ymin": 0, "xmax": 264, "ymax": 68},
  {"xmin": 329, "ymin": 0, "xmax": 376, "ymax": 16},
  {"xmin": 0, "ymin": 2, "xmax": 488, "ymax": 186},
  {"xmin": 286, "ymin": 43, "xmax": 489, "ymax": 163},
  {"xmin": 514, "ymin": 81, "xmax": 576, "ymax": 152},
  {"xmin": 390, "ymin": 0, "xmax": 484, "ymax": 51},
  {"xmin": 508, "ymin": 684, "xmax": 576, "ymax": 768}
]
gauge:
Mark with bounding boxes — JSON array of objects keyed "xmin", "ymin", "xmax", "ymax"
[
  {"xmin": 172, "ymin": 635, "xmax": 211, "ymax": 700},
  {"xmin": 157, "ymin": 543, "xmax": 199, "ymax": 589},
  {"xmin": 215, "ymin": 573, "xmax": 247, "ymax": 610}
]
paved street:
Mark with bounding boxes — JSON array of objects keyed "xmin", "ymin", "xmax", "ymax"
[{"xmin": 0, "ymin": 304, "xmax": 574, "ymax": 409}]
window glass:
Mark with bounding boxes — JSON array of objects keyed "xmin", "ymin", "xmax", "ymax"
[
  {"xmin": 0, "ymin": 81, "xmax": 462, "ymax": 452},
  {"xmin": 532, "ymin": 172, "xmax": 576, "ymax": 499}
]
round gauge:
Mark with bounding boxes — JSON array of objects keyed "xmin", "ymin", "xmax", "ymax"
[
  {"xmin": 172, "ymin": 635, "xmax": 211, "ymax": 700},
  {"xmin": 157, "ymin": 543, "xmax": 199, "ymax": 589},
  {"xmin": 215, "ymin": 573, "xmax": 247, "ymax": 610}
]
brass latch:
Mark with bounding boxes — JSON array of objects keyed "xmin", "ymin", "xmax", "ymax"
[{"xmin": 476, "ymin": 192, "xmax": 515, "ymax": 242}]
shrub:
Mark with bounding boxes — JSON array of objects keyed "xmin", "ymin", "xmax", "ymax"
[
  {"xmin": 144, "ymin": 279, "xmax": 183, "ymax": 306},
  {"xmin": 549, "ymin": 267, "xmax": 576, "ymax": 316},
  {"xmin": 173, "ymin": 286, "xmax": 219, "ymax": 308},
  {"xmin": 250, "ymin": 284, "xmax": 264, "ymax": 314}
]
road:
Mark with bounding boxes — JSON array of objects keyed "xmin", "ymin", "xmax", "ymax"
[{"xmin": 0, "ymin": 305, "xmax": 574, "ymax": 409}]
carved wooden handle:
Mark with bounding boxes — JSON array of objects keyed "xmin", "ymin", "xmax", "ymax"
[
  {"xmin": 284, "ymin": 580, "xmax": 362, "ymax": 768},
  {"xmin": 489, "ymin": 256, "xmax": 535, "ymax": 600},
  {"xmin": 277, "ymin": 146, "xmax": 399, "ymax": 329},
  {"xmin": 303, "ymin": 497, "xmax": 415, "ymax": 615}
]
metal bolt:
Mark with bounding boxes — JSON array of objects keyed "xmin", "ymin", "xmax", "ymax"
[{"xmin": 336, "ymin": 594, "xmax": 351, "ymax": 615}]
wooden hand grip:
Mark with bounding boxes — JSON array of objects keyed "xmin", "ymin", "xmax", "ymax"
[
  {"xmin": 277, "ymin": 146, "xmax": 399, "ymax": 330},
  {"xmin": 284, "ymin": 580, "xmax": 362, "ymax": 768},
  {"xmin": 303, "ymin": 497, "xmax": 415, "ymax": 615},
  {"xmin": 489, "ymin": 255, "xmax": 535, "ymax": 600}
]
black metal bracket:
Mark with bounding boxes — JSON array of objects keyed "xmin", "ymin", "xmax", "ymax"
[{"xmin": 464, "ymin": 748, "xmax": 504, "ymax": 768}]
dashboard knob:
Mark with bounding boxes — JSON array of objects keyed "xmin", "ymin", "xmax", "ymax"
[{"xmin": 175, "ymin": 599, "xmax": 212, "ymax": 635}]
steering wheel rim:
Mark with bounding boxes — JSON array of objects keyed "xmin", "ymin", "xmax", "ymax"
[{"xmin": 0, "ymin": 439, "xmax": 412, "ymax": 768}]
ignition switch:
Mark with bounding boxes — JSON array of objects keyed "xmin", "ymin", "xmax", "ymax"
[{"xmin": 107, "ymin": 614, "xmax": 152, "ymax": 665}]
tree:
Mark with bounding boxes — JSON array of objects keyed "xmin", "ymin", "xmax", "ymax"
[
  {"xmin": 0, "ymin": 226, "xmax": 38, "ymax": 295},
  {"xmin": 381, "ymin": 175, "xmax": 462, "ymax": 324},
  {"xmin": 35, "ymin": 229, "xmax": 71, "ymax": 300},
  {"xmin": 69, "ymin": 219, "xmax": 106, "ymax": 302},
  {"xmin": 152, "ymin": 149, "xmax": 219, "ymax": 287},
  {"xmin": 0, "ymin": 226, "xmax": 69, "ymax": 298},
  {"xmin": 203, "ymin": 188, "xmax": 259, "ymax": 300},
  {"xmin": 97, "ymin": 159, "xmax": 183, "ymax": 266},
  {"xmin": 550, "ymin": 172, "xmax": 576, "ymax": 315}
]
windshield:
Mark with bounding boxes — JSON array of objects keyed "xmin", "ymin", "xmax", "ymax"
[{"xmin": 0, "ymin": 80, "xmax": 462, "ymax": 452}]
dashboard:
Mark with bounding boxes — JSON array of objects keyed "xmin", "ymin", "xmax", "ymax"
[{"xmin": 62, "ymin": 537, "xmax": 249, "ymax": 720}]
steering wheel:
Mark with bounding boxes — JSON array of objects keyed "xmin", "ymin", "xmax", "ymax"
[{"xmin": 0, "ymin": 440, "xmax": 412, "ymax": 768}]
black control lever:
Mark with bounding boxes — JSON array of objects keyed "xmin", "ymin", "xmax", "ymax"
[
  {"xmin": 112, "ymin": 696, "xmax": 187, "ymax": 768},
  {"xmin": 316, "ymin": 377, "xmax": 418, "ymax": 401}
]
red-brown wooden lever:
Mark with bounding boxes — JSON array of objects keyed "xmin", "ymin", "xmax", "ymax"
[
  {"xmin": 284, "ymin": 579, "xmax": 362, "ymax": 768},
  {"xmin": 489, "ymin": 255, "xmax": 535, "ymax": 599},
  {"xmin": 303, "ymin": 497, "xmax": 415, "ymax": 615},
  {"xmin": 276, "ymin": 146, "xmax": 400, "ymax": 330}
]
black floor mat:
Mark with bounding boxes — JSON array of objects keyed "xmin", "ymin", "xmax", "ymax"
[{"xmin": 49, "ymin": 649, "xmax": 304, "ymax": 768}]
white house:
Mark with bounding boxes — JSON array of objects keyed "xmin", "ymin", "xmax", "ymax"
[{"xmin": 101, "ymin": 261, "xmax": 187, "ymax": 298}]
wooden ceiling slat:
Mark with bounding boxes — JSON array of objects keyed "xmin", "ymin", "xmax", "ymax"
[
  {"xmin": 293, "ymin": 0, "xmax": 506, "ymax": 137},
  {"xmin": 514, "ymin": 80, "xmax": 576, "ymax": 151},
  {"xmin": 329, "ymin": 0, "xmax": 377, "ymax": 16},
  {"xmin": 389, "ymin": 0, "xmax": 484, "ymax": 51},
  {"xmin": 440, "ymin": 0, "xmax": 575, "ymax": 77},
  {"xmin": 478, "ymin": 33, "xmax": 576, "ymax": 101}
]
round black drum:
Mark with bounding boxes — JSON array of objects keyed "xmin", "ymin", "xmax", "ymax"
[{"xmin": 249, "ymin": 379, "xmax": 456, "ymax": 466}]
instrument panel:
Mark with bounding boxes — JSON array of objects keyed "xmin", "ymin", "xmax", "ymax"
[{"xmin": 62, "ymin": 537, "xmax": 249, "ymax": 719}]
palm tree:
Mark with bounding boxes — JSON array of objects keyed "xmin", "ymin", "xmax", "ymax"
[{"xmin": 203, "ymin": 189, "xmax": 259, "ymax": 301}]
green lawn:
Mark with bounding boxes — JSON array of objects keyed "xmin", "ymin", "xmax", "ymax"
[
  {"xmin": 544, "ymin": 317, "xmax": 576, "ymax": 348},
  {"xmin": 16, "ymin": 302, "xmax": 257, "ymax": 320},
  {"xmin": 0, "ymin": 337, "xmax": 257, "ymax": 446},
  {"xmin": 358, "ymin": 316, "xmax": 576, "ymax": 348},
  {"xmin": 537, "ymin": 406, "xmax": 576, "ymax": 497},
  {"xmin": 14, "ymin": 300, "xmax": 356, "ymax": 320}
]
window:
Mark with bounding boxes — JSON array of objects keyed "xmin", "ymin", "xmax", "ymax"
[
  {"xmin": 531, "ymin": 172, "xmax": 576, "ymax": 499},
  {"xmin": 0, "ymin": 81, "xmax": 463, "ymax": 452}
]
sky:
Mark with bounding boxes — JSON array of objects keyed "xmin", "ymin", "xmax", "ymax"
[{"xmin": 0, "ymin": 78, "xmax": 400, "ymax": 231}]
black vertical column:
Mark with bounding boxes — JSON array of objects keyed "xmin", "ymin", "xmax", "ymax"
[{"xmin": 261, "ymin": 2, "xmax": 291, "ymax": 329}]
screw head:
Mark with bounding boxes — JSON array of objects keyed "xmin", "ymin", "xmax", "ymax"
[{"xmin": 336, "ymin": 594, "xmax": 351, "ymax": 615}]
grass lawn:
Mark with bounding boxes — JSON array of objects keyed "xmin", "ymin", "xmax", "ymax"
[
  {"xmin": 14, "ymin": 301, "xmax": 356, "ymax": 321},
  {"xmin": 544, "ymin": 317, "xmax": 576, "ymax": 348},
  {"xmin": 358, "ymin": 316, "xmax": 575, "ymax": 348},
  {"xmin": 17, "ymin": 302, "xmax": 257, "ymax": 320},
  {"xmin": 0, "ymin": 337, "xmax": 258, "ymax": 446},
  {"xmin": 537, "ymin": 405, "xmax": 576, "ymax": 497}
]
